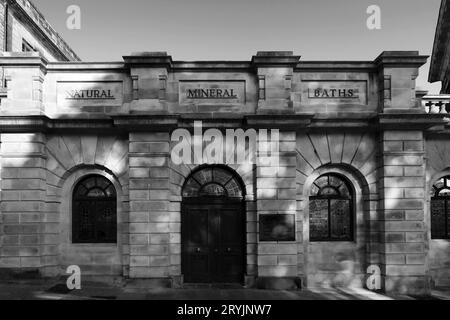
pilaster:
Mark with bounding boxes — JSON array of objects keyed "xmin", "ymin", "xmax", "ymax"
[
  {"xmin": 251, "ymin": 52, "xmax": 300, "ymax": 114},
  {"xmin": 124, "ymin": 52, "xmax": 173, "ymax": 113},
  {"xmin": 0, "ymin": 133, "xmax": 48, "ymax": 275},
  {"xmin": 128, "ymin": 132, "xmax": 172, "ymax": 281},
  {"xmin": 378, "ymin": 130, "xmax": 429, "ymax": 294}
]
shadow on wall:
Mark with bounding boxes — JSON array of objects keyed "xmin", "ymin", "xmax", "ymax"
[
  {"xmin": 0, "ymin": 71, "xmax": 131, "ymax": 279},
  {"xmin": 45, "ymin": 74, "xmax": 131, "ymax": 278},
  {"xmin": 0, "ymin": 136, "xmax": 47, "ymax": 278},
  {"xmin": 47, "ymin": 136, "xmax": 129, "ymax": 278},
  {"xmin": 429, "ymin": 240, "xmax": 450, "ymax": 287}
]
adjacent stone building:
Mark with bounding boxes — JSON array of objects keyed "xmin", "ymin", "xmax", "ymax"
[
  {"xmin": 425, "ymin": 0, "xmax": 450, "ymax": 294},
  {"xmin": 0, "ymin": 1, "xmax": 450, "ymax": 296},
  {"xmin": 429, "ymin": 0, "xmax": 449, "ymax": 93},
  {"xmin": 0, "ymin": 0, "xmax": 79, "ymax": 62}
]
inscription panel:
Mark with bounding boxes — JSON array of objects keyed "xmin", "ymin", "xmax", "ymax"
[
  {"xmin": 303, "ymin": 80, "xmax": 368, "ymax": 105},
  {"xmin": 57, "ymin": 81, "xmax": 124, "ymax": 107},
  {"xmin": 179, "ymin": 81, "xmax": 246, "ymax": 105},
  {"xmin": 259, "ymin": 214, "xmax": 295, "ymax": 242}
]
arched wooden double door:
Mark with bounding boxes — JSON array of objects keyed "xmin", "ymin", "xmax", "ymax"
[{"xmin": 181, "ymin": 166, "xmax": 245, "ymax": 284}]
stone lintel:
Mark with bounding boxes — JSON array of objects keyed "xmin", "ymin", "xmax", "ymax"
[
  {"xmin": 297, "ymin": 61, "xmax": 375, "ymax": 71},
  {"xmin": 113, "ymin": 115, "xmax": 179, "ymax": 131},
  {"xmin": 172, "ymin": 61, "xmax": 252, "ymax": 71},
  {"xmin": 308, "ymin": 112, "xmax": 377, "ymax": 130},
  {"xmin": 378, "ymin": 113, "xmax": 446, "ymax": 130},
  {"xmin": 307, "ymin": 121, "xmax": 376, "ymax": 131},
  {"xmin": 246, "ymin": 114, "xmax": 312, "ymax": 129},
  {"xmin": 0, "ymin": 115, "xmax": 50, "ymax": 132},
  {"xmin": 3, "ymin": 114, "xmax": 439, "ymax": 132},
  {"xmin": 47, "ymin": 62, "xmax": 126, "ymax": 72},
  {"xmin": 0, "ymin": 116, "xmax": 113, "ymax": 133}
]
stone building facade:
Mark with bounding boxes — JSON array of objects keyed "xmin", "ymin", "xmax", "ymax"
[
  {"xmin": 0, "ymin": 0, "xmax": 80, "ymax": 116},
  {"xmin": 0, "ymin": 49, "xmax": 449, "ymax": 295}
]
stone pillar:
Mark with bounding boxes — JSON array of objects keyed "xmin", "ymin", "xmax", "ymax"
[
  {"xmin": 0, "ymin": 54, "xmax": 51, "ymax": 276},
  {"xmin": 0, "ymin": 133, "xmax": 47, "ymax": 276},
  {"xmin": 251, "ymin": 51, "xmax": 300, "ymax": 114},
  {"xmin": 0, "ymin": 53, "xmax": 46, "ymax": 115},
  {"xmin": 376, "ymin": 51, "xmax": 430, "ymax": 294},
  {"xmin": 375, "ymin": 51, "xmax": 428, "ymax": 113},
  {"xmin": 250, "ymin": 52, "xmax": 302, "ymax": 287},
  {"xmin": 128, "ymin": 132, "xmax": 172, "ymax": 284},
  {"xmin": 256, "ymin": 131, "xmax": 299, "ymax": 289},
  {"xmin": 379, "ymin": 130, "xmax": 428, "ymax": 294},
  {"xmin": 123, "ymin": 52, "xmax": 172, "ymax": 113}
]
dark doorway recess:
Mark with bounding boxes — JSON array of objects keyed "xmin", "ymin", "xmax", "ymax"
[{"xmin": 181, "ymin": 166, "xmax": 246, "ymax": 284}]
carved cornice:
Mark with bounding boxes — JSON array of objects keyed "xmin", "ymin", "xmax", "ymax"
[
  {"xmin": 374, "ymin": 51, "xmax": 429, "ymax": 69},
  {"xmin": 251, "ymin": 51, "xmax": 301, "ymax": 68},
  {"xmin": 378, "ymin": 113, "xmax": 445, "ymax": 130},
  {"xmin": 123, "ymin": 52, "xmax": 173, "ymax": 70},
  {"xmin": 0, "ymin": 113, "xmax": 445, "ymax": 134}
]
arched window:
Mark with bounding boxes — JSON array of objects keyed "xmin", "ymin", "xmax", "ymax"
[
  {"xmin": 431, "ymin": 176, "xmax": 450, "ymax": 239},
  {"xmin": 72, "ymin": 175, "xmax": 117, "ymax": 244},
  {"xmin": 182, "ymin": 166, "xmax": 243, "ymax": 199},
  {"xmin": 309, "ymin": 173, "xmax": 354, "ymax": 241}
]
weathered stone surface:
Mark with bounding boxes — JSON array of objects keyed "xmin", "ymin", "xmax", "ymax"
[{"xmin": 0, "ymin": 49, "xmax": 438, "ymax": 295}]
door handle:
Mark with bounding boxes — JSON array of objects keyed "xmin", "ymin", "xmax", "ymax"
[
  {"xmin": 196, "ymin": 248, "xmax": 201, "ymax": 253},
  {"xmin": 226, "ymin": 248, "xmax": 231, "ymax": 252}
]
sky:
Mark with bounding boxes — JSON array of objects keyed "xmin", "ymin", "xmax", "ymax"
[{"xmin": 33, "ymin": 0, "xmax": 443, "ymax": 93}]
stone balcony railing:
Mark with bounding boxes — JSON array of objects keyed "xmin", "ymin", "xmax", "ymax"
[{"xmin": 422, "ymin": 95, "xmax": 450, "ymax": 114}]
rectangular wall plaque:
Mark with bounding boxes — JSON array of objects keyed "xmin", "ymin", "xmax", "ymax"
[
  {"xmin": 57, "ymin": 81, "xmax": 124, "ymax": 107},
  {"xmin": 259, "ymin": 214, "xmax": 295, "ymax": 242},
  {"xmin": 303, "ymin": 80, "xmax": 368, "ymax": 105},
  {"xmin": 179, "ymin": 80, "xmax": 246, "ymax": 105}
]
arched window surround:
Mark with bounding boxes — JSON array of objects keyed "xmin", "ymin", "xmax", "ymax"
[{"xmin": 57, "ymin": 167, "xmax": 124, "ymax": 277}]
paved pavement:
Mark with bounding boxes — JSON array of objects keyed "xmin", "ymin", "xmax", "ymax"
[{"xmin": 0, "ymin": 279, "xmax": 445, "ymax": 300}]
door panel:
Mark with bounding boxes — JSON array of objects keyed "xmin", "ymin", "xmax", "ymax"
[
  {"xmin": 182, "ymin": 201, "xmax": 244, "ymax": 284},
  {"xmin": 182, "ymin": 208, "xmax": 210, "ymax": 283},
  {"xmin": 217, "ymin": 207, "xmax": 244, "ymax": 283}
]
